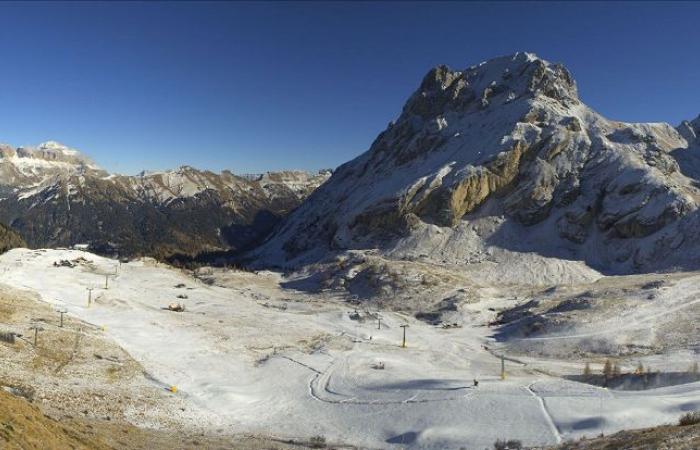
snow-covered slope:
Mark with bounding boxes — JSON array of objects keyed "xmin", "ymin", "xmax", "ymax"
[
  {"xmin": 4, "ymin": 247, "xmax": 700, "ymax": 449},
  {"xmin": 254, "ymin": 52, "xmax": 700, "ymax": 276},
  {"xmin": 0, "ymin": 141, "xmax": 330, "ymax": 257}
]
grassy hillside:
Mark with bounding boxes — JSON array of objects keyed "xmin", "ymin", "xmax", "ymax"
[{"xmin": 0, "ymin": 389, "xmax": 109, "ymax": 450}]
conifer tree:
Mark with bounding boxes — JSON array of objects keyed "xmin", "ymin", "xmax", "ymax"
[{"xmin": 603, "ymin": 359, "xmax": 613, "ymax": 379}]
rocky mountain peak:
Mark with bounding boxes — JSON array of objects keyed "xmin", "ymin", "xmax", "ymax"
[
  {"xmin": 0, "ymin": 142, "xmax": 104, "ymax": 193},
  {"xmin": 4, "ymin": 140, "xmax": 100, "ymax": 170},
  {"xmin": 678, "ymin": 114, "xmax": 700, "ymax": 145},
  {"xmin": 404, "ymin": 52, "xmax": 578, "ymax": 120},
  {"xmin": 253, "ymin": 53, "xmax": 700, "ymax": 276},
  {"xmin": 37, "ymin": 140, "xmax": 79, "ymax": 155}
]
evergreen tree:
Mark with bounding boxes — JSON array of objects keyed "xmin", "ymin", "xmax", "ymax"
[{"xmin": 603, "ymin": 359, "xmax": 613, "ymax": 379}]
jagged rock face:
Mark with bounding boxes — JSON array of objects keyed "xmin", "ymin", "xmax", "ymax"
[
  {"xmin": 0, "ymin": 143, "xmax": 330, "ymax": 258},
  {"xmin": 0, "ymin": 141, "xmax": 105, "ymax": 196},
  {"xmin": 254, "ymin": 53, "xmax": 700, "ymax": 273},
  {"xmin": 677, "ymin": 115, "xmax": 699, "ymax": 145}
]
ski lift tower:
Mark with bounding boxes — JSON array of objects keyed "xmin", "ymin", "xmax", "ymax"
[{"xmin": 400, "ymin": 324, "xmax": 409, "ymax": 348}]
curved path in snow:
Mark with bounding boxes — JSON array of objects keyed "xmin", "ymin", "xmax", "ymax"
[{"xmin": 280, "ymin": 352, "xmax": 475, "ymax": 405}]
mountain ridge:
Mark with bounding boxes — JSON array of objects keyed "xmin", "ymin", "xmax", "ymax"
[
  {"xmin": 0, "ymin": 141, "xmax": 330, "ymax": 258},
  {"xmin": 252, "ymin": 52, "xmax": 700, "ymax": 279}
]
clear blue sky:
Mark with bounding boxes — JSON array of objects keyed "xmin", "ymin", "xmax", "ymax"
[{"xmin": 0, "ymin": 2, "xmax": 698, "ymax": 175}]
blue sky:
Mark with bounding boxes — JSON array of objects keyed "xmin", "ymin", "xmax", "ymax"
[{"xmin": 0, "ymin": 2, "xmax": 698, "ymax": 175}]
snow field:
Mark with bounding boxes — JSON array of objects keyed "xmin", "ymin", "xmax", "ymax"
[{"xmin": 2, "ymin": 248, "xmax": 700, "ymax": 448}]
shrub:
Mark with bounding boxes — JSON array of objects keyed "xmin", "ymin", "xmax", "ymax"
[
  {"xmin": 494, "ymin": 439, "xmax": 522, "ymax": 450},
  {"xmin": 308, "ymin": 435, "xmax": 327, "ymax": 448},
  {"xmin": 679, "ymin": 411, "xmax": 700, "ymax": 426},
  {"xmin": 603, "ymin": 359, "xmax": 613, "ymax": 378}
]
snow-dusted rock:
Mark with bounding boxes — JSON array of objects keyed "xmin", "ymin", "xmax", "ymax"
[{"xmin": 255, "ymin": 53, "xmax": 700, "ymax": 274}]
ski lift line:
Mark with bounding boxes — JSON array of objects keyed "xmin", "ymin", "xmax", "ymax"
[
  {"xmin": 484, "ymin": 348, "xmax": 527, "ymax": 365},
  {"xmin": 0, "ymin": 309, "xmax": 88, "ymax": 333}
]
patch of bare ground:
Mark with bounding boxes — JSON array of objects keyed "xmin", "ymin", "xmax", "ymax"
[
  {"xmin": 0, "ymin": 388, "xmax": 109, "ymax": 450},
  {"xmin": 0, "ymin": 284, "xmax": 164, "ymax": 425},
  {"xmin": 0, "ymin": 388, "xmax": 314, "ymax": 449}
]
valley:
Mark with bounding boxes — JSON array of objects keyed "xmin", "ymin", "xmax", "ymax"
[
  {"xmin": 2, "ymin": 0, "xmax": 699, "ymax": 446},
  {"xmin": 2, "ymin": 247, "xmax": 700, "ymax": 449},
  {"xmin": 2, "ymin": 51, "xmax": 700, "ymax": 449}
]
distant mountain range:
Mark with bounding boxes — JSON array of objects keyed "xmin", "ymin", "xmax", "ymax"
[
  {"xmin": 253, "ymin": 52, "xmax": 700, "ymax": 276},
  {"xmin": 0, "ymin": 140, "xmax": 330, "ymax": 258},
  {"xmin": 5, "ymin": 53, "xmax": 700, "ymax": 276}
]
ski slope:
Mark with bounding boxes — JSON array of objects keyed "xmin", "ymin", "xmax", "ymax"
[{"xmin": 2, "ymin": 248, "xmax": 700, "ymax": 449}]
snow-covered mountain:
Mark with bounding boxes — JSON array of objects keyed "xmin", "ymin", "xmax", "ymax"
[
  {"xmin": 0, "ymin": 141, "xmax": 104, "ymax": 195},
  {"xmin": 0, "ymin": 141, "xmax": 330, "ymax": 258},
  {"xmin": 254, "ymin": 52, "xmax": 700, "ymax": 275}
]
